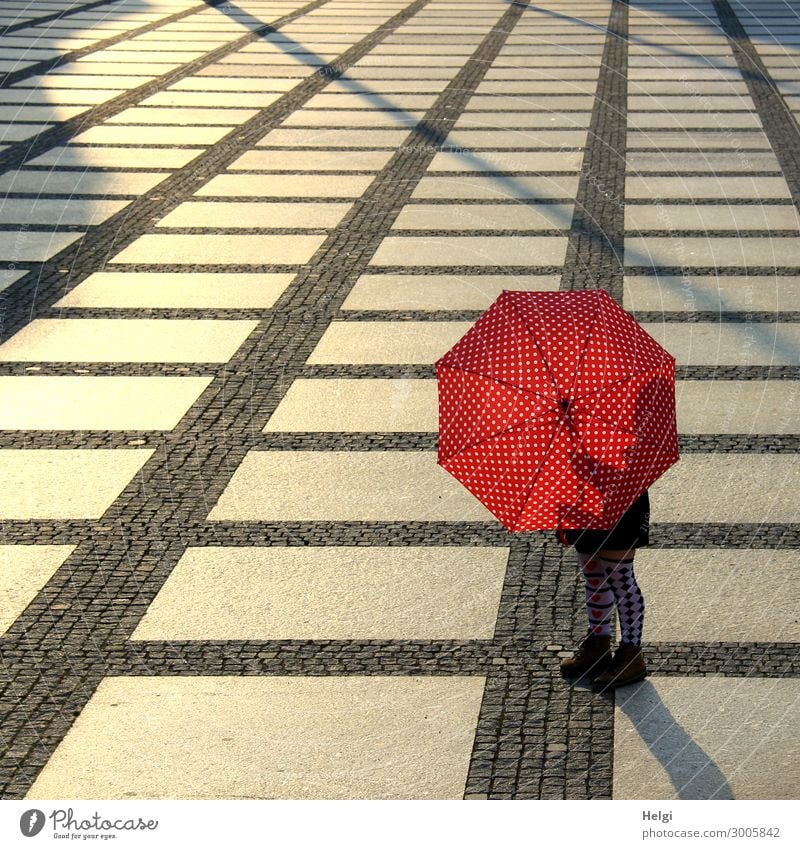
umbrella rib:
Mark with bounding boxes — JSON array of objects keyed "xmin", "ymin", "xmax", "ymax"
[
  {"xmin": 508, "ymin": 301, "xmax": 563, "ymax": 398},
  {"xmin": 437, "ymin": 363, "xmax": 559, "ymax": 402},
  {"xmin": 572, "ymin": 359, "xmax": 674, "ymax": 403},
  {"xmin": 564, "ymin": 303, "xmax": 602, "ymax": 402},
  {"xmin": 444, "ymin": 408, "xmax": 560, "ymax": 462},
  {"xmin": 510, "ymin": 414, "xmax": 577, "ymax": 530}
]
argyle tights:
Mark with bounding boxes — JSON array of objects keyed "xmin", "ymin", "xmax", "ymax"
[{"xmin": 577, "ymin": 552, "xmax": 645, "ymax": 645}]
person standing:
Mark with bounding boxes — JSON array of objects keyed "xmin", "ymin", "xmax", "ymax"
[{"xmin": 557, "ymin": 490, "xmax": 650, "ymax": 690}]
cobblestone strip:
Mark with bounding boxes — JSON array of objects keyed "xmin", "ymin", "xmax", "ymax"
[
  {"xmin": 713, "ymin": 0, "xmax": 800, "ymax": 212},
  {"xmin": 0, "ymin": 0, "xmax": 123, "ymax": 37},
  {"xmin": 0, "ymin": 0, "xmax": 332, "ymax": 176},
  {"xmin": 0, "ymin": 0, "xmax": 224, "ymax": 89},
  {"xmin": 559, "ymin": 0, "xmax": 627, "ymax": 300},
  {"xmin": 0, "ymin": 0, "xmax": 532, "ymax": 799}
]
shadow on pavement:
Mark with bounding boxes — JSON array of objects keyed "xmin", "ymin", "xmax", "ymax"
[{"xmin": 614, "ymin": 679, "xmax": 736, "ymax": 800}]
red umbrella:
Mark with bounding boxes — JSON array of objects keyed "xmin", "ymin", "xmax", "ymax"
[{"xmin": 436, "ymin": 290, "xmax": 679, "ymax": 533}]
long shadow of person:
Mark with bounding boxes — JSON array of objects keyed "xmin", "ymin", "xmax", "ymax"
[{"xmin": 613, "ymin": 680, "xmax": 735, "ymax": 800}]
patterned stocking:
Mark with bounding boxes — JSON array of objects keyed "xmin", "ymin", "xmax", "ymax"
[
  {"xmin": 578, "ymin": 551, "xmax": 614, "ymax": 636},
  {"xmin": 600, "ymin": 556, "xmax": 645, "ymax": 645}
]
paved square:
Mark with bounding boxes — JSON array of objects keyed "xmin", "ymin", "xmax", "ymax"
[
  {"xmin": 0, "ymin": 319, "xmax": 258, "ymax": 363},
  {"xmin": 306, "ymin": 321, "xmax": 473, "ymax": 364},
  {"xmin": 0, "ymin": 376, "xmax": 212, "ymax": 430},
  {"xmin": 265, "ymin": 378, "xmax": 438, "ymax": 432},
  {"xmin": 110, "ymin": 234, "xmax": 326, "ymax": 265},
  {"xmin": 631, "ymin": 549, "xmax": 799, "ymax": 643},
  {"xmin": 0, "ymin": 545, "xmax": 75, "ymax": 636},
  {"xmin": 207, "ymin": 451, "xmax": 496, "ymax": 522},
  {"xmin": 0, "ymin": 449, "xmax": 153, "ymax": 520},
  {"xmin": 54, "ymin": 272, "xmax": 296, "ymax": 309},
  {"xmin": 341, "ymin": 273, "xmax": 561, "ymax": 310},
  {"xmin": 131, "ymin": 546, "xmax": 509, "ymax": 640},
  {"xmin": 25, "ymin": 675, "xmax": 486, "ymax": 799}
]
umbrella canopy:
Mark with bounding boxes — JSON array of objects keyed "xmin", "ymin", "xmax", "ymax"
[{"xmin": 436, "ymin": 290, "xmax": 679, "ymax": 533}]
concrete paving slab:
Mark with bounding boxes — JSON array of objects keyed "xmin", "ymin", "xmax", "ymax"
[
  {"xmin": 625, "ymin": 205, "xmax": 800, "ymax": 231},
  {"xmin": 265, "ymin": 378, "xmax": 438, "ymax": 432},
  {"xmin": 624, "ymin": 274, "xmax": 800, "ymax": 312},
  {"xmin": 642, "ymin": 320, "xmax": 800, "ymax": 365},
  {"xmin": 307, "ymin": 320, "xmax": 472, "ymax": 364},
  {"xmin": 428, "ymin": 150, "xmax": 583, "ymax": 173},
  {"xmin": 651, "ymin": 453, "xmax": 800, "ymax": 522},
  {"xmin": 0, "ymin": 230, "xmax": 82, "ymax": 262},
  {"xmin": 630, "ymin": 549, "xmax": 800, "ymax": 642},
  {"xmin": 110, "ymin": 233, "xmax": 326, "ymax": 265},
  {"xmin": 391, "ymin": 203, "xmax": 573, "ymax": 231},
  {"xmin": 16, "ymin": 74, "xmax": 153, "ymax": 88},
  {"xmin": 168, "ymin": 77, "xmax": 300, "ymax": 91},
  {"xmin": 25, "ymin": 675, "xmax": 486, "ymax": 799},
  {"xmin": 444, "ymin": 129, "xmax": 588, "ymax": 148},
  {"xmin": 207, "ymin": 451, "xmax": 496, "ymax": 522},
  {"xmin": 626, "ymin": 130, "xmax": 771, "ymax": 149},
  {"xmin": 329, "ymin": 78, "xmax": 451, "ymax": 92},
  {"xmin": 484, "ymin": 67, "xmax": 602, "ymax": 80},
  {"xmin": 628, "ymin": 112, "xmax": 762, "ymax": 129},
  {"xmin": 626, "ymin": 176, "xmax": 791, "ymax": 200},
  {"xmin": 0, "ymin": 449, "xmax": 153, "ymax": 520},
  {"xmin": 0, "ymin": 319, "xmax": 258, "ymax": 363},
  {"xmin": 627, "ymin": 67, "xmax": 742, "ymax": 80},
  {"xmin": 341, "ymin": 273, "xmax": 561, "ymax": 310},
  {"xmin": 628, "ymin": 95, "xmax": 752, "ymax": 110},
  {"xmin": 454, "ymin": 111, "xmax": 592, "ymax": 128},
  {"xmin": 53, "ymin": 64, "xmax": 182, "ymax": 76},
  {"xmin": 198, "ymin": 63, "xmax": 314, "ymax": 78},
  {"xmin": 0, "ymin": 376, "xmax": 212, "ymax": 430},
  {"xmin": 28, "ymin": 146, "xmax": 203, "ymax": 168},
  {"xmin": 228, "ymin": 149, "xmax": 394, "ymax": 170},
  {"xmin": 0, "ymin": 123, "xmax": 54, "ymax": 142},
  {"xmin": 465, "ymin": 95, "xmax": 596, "ymax": 110},
  {"xmin": 54, "ymin": 272, "xmax": 296, "ymax": 309},
  {"xmin": 156, "ymin": 201, "xmax": 352, "ymax": 229},
  {"xmin": 281, "ymin": 109, "xmax": 424, "ymax": 127},
  {"xmin": 474, "ymin": 81, "xmax": 599, "ymax": 95},
  {"xmin": 106, "ymin": 107, "xmax": 257, "ymax": 125},
  {"xmin": 0, "ymin": 104, "xmax": 88, "ymax": 121},
  {"xmin": 369, "ymin": 236, "xmax": 568, "ymax": 266},
  {"xmin": 302, "ymin": 93, "xmax": 439, "ymax": 110},
  {"xmin": 0, "ymin": 89, "xmax": 124, "ymax": 104},
  {"xmin": 0, "ymin": 169, "xmax": 168, "ymax": 195},
  {"xmin": 627, "ymin": 81, "xmax": 749, "ymax": 94},
  {"xmin": 0, "ymin": 197, "xmax": 130, "ymax": 226},
  {"xmin": 340, "ymin": 67, "xmax": 455, "ymax": 80},
  {"xmin": 0, "ymin": 545, "xmax": 75, "ymax": 636},
  {"xmin": 412, "ymin": 175, "xmax": 580, "ymax": 199},
  {"xmin": 0, "ymin": 270, "xmax": 25, "ymax": 294},
  {"xmin": 626, "ymin": 236, "xmax": 800, "ymax": 268},
  {"xmin": 628, "ymin": 152, "xmax": 780, "ymax": 172},
  {"xmin": 71, "ymin": 125, "xmax": 232, "ymax": 145},
  {"xmin": 131, "ymin": 545, "xmax": 508, "ymax": 640},
  {"xmin": 197, "ymin": 174, "xmax": 375, "ymax": 198},
  {"xmin": 257, "ymin": 128, "xmax": 409, "ymax": 147},
  {"xmin": 614, "ymin": 679, "xmax": 800, "ymax": 800}
]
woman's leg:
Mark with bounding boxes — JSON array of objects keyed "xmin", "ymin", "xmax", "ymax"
[
  {"xmin": 592, "ymin": 546, "xmax": 648, "ymax": 689},
  {"xmin": 597, "ymin": 547, "xmax": 645, "ymax": 646},
  {"xmin": 560, "ymin": 546, "xmax": 615, "ymax": 677}
]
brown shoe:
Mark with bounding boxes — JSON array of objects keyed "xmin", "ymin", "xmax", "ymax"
[
  {"xmin": 560, "ymin": 632, "xmax": 612, "ymax": 678},
  {"xmin": 592, "ymin": 642, "xmax": 647, "ymax": 690}
]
